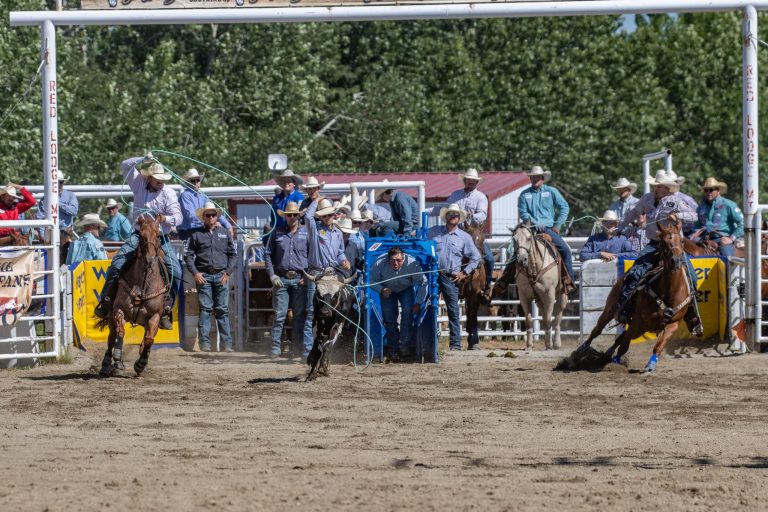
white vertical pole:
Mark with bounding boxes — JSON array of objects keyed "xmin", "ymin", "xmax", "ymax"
[
  {"xmin": 41, "ymin": 20, "xmax": 61, "ymax": 356},
  {"xmin": 417, "ymin": 184, "xmax": 425, "ymax": 227},
  {"xmin": 642, "ymin": 160, "xmax": 650, "ymax": 194},
  {"xmin": 664, "ymin": 150, "xmax": 672, "ymax": 173},
  {"xmin": 742, "ymin": 5, "xmax": 760, "ymax": 347}
]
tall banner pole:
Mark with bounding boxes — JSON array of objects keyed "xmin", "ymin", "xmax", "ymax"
[
  {"xmin": 742, "ymin": 5, "xmax": 759, "ymax": 347},
  {"xmin": 41, "ymin": 19, "xmax": 61, "ymax": 355}
]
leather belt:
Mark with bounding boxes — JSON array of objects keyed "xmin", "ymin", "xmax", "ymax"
[
  {"xmin": 199, "ymin": 266, "xmax": 225, "ymax": 274},
  {"xmin": 277, "ymin": 270, "xmax": 299, "ymax": 279}
]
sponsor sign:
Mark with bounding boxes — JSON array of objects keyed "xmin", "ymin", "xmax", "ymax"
[{"xmin": 0, "ymin": 250, "xmax": 35, "ymax": 326}]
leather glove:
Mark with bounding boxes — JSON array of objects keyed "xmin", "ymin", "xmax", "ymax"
[{"xmin": 270, "ymin": 275, "xmax": 284, "ymax": 288}]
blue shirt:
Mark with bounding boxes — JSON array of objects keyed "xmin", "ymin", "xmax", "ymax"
[
  {"xmin": 695, "ymin": 196, "xmax": 744, "ymax": 239},
  {"xmin": 66, "ymin": 232, "xmax": 106, "ymax": 265},
  {"xmin": 389, "ymin": 191, "xmax": 419, "ymax": 234},
  {"xmin": 305, "ymin": 200, "xmax": 347, "ymax": 271},
  {"xmin": 103, "ymin": 213, "xmax": 132, "ymax": 242},
  {"xmin": 272, "ymin": 190, "xmax": 304, "ymax": 230},
  {"xmin": 370, "ymin": 253, "xmax": 428, "ymax": 302},
  {"xmin": 178, "ymin": 188, "xmax": 232, "ymax": 231},
  {"xmin": 428, "ymin": 225, "xmax": 481, "ymax": 275},
  {"xmin": 264, "ymin": 225, "xmax": 310, "ymax": 278},
  {"xmin": 37, "ymin": 189, "xmax": 78, "ymax": 229},
  {"xmin": 432, "ymin": 188, "xmax": 488, "ymax": 226},
  {"xmin": 518, "ymin": 184, "xmax": 569, "ymax": 230},
  {"xmin": 367, "ymin": 203, "xmax": 392, "ymax": 222},
  {"xmin": 579, "ymin": 233, "xmax": 636, "ymax": 261},
  {"xmin": 608, "ymin": 195, "xmax": 639, "ymax": 222}
]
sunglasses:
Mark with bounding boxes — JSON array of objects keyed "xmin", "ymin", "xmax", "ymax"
[
  {"xmin": 447, "ymin": 213, "xmax": 460, "ymax": 218},
  {"xmin": 284, "ymin": 213, "xmax": 299, "ymax": 217},
  {"xmin": 703, "ymin": 188, "xmax": 717, "ymax": 192},
  {"xmin": 189, "ymin": 178, "xmax": 202, "ymax": 184},
  {"xmin": 204, "ymin": 213, "xmax": 218, "ymax": 218}
]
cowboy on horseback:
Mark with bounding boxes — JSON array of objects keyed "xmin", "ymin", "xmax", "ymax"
[
  {"xmin": 94, "ymin": 153, "xmax": 183, "ymax": 330},
  {"xmin": 615, "ymin": 169, "xmax": 703, "ymax": 335},
  {"xmin": 692, "ymin": 177, "xmax": 744, "ymax": 258},
  {"xmin": 0, "ymin": 183, "xmax": 36, "ymax": 246}
]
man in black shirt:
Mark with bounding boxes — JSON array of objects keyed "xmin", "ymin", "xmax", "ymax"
[{"xmin": 185, "ymin": 201, "xmax": 237, "ymax": 352}]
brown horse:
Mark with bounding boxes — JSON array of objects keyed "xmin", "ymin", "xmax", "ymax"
[
  {"xmin": 460, "ymin": 224, "xmax": 487, "ymax": 350},
  {"xmin": 577, "ymin": 216, "xmax": 692, "ymax": 372},
  {"xmin": 98, "ymin": 216, "xmax": 169, "ymax": 377}
]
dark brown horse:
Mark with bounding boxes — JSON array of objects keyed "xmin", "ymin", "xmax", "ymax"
[
  {"xmin": 577, "ymin": 215, "xmax": 692, "ymax": 372},
  {"xmin": 98, "ymin": 216, "xmax": 169, "ymax": 377},
  {"xmin": 460, "ymin": 224, "xmax": 487, "ymax": 350}
]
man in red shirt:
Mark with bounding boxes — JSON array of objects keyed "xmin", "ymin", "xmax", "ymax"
[{"xmin": 0, "ymin": 183, "xmax": 37, "ymax": 241}]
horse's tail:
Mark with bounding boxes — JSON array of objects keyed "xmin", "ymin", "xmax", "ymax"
[{"xmin": 94, "ymin": 315, "xmax": 110, "ymax": 331}]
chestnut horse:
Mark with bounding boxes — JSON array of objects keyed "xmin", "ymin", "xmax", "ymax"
[
  {"xmin": 98, "ymin": 216, "xmax": 170, "ymax": 377},
  {"xmin": 460, "ymin": 225, "xmax": 487, "ymax": 350},
  {"xmin": 578, "ymin": 216, "xmax": 692, "ymax": 372}
]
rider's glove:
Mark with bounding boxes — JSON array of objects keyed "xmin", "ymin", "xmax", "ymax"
[
  {"xmin": 270, "ymin": 275, "xmax": 284, "ymax": 288},
  {"xmin": 534, "ymin": 223, "xmax": 547, "ymax": 233}
]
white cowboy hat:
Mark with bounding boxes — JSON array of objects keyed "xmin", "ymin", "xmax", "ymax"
[
  {"xmin": 699, "ymin": 177, "xmax": 728, "ymax": 194},
  {"xmin": 611, "ymin": 177, "xmax": 637, "ymax": 194},
  {"xmin": 274, "ymin": 169, "xmax": 303, "ymax": 187},
  {"xmin": 334, "ymin": 217, "xmax": 359, "ymax": 235},
  {"xmin": 525, "ymin": 165, "xmax": 552, "ymax": 182},
  {"xmin": 105, "ymin": 198, "xmax": 121, "ymax": 209},
  {"xmin": 645, "ymin": 170, "xmax": 680, "ymax": 193},
  {"xmin": 375, "ymin": 179, "xmax": 394, "ymax": 201},
  {"xmin": 667, "ymin": 169, "xmax": 685, "ymax": 185},
  {"xmin": 300, "ymin": 176, "xmax": 325, "ymax": 191},
  {"xmin": 362, "ymin": 209, "xmax": 377, "ymax": 223},
  {"xmin": 75, "ymin": 213, "xmax": 107, "ymax": 229},
  {"xmin": 195, "ymin": 200, "xmax": 223, "ymax": 221},
  {"xmin": 348, "ymin": 209, "xmax": 365, "ymax": 223},
  {"xmin": 314, "ymin": 198, "xmax": 337, "ymax": 217},
  {"xmin": 140, "ymin": 162, "xmax": 172, "ymax": 181},
  {"xmin": 458, "ymin": 168, "xmax": 483, "ymax": 183},
  {"xmin": 277, "ymin": 201, "xmax": 302, "ymax": 218},
  {"xmin": 58, "ymin": 172, "xmax": 70, "ymax": 183},
  {"xmin": 598, "ymin": 210, "xmax": 620, "ymax": 222},
  {"xmin": 0, "ymin": 185, "xmax": 23, "ymax": 200},
  {"xmin": 183, "ymin": 168, "xmax": 204, "ymax": 181},
  {"xmin": 439, "ymin": 203, "xmax": 467, "ymax": 223}
]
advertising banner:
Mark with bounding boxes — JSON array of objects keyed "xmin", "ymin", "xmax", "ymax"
[{"xmin": 0, "ymin": 250, "xmax": 35, "ymax": 326}]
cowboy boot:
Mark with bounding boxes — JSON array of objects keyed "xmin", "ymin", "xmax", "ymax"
[
  {"xmin": 94, "ymin": 278, "xmax": 118, "ymax": 319},
  {"xmin": 684, "ymin": 302, "xmax": 704, "ymax": 337}
]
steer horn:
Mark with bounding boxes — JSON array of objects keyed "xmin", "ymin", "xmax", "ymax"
[
  {"xmin": 342, "ymin": 271, "xmax": 358, "ymax": 285},
  {"xmin": 302, "ymin": 270, "xmax": 318, "ymax": 283}
]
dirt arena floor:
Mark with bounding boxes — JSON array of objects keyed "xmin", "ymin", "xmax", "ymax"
[{"xmin": 1, "ymin": 338, "xmax": 767, "ymax": 512}]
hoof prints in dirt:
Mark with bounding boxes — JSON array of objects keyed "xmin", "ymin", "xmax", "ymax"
[{"xmin": 554, "ymin": 347, "xmax": 612, "ymax": 372}]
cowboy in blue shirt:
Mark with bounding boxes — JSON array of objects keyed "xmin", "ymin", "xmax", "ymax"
[
  {"xmin": 517, "ymin": 166, "xmax": 574, "ymax": 289},
  {"xmin": 378, "ymin": 185, "xmax": 419, "ymax": 236},
  {"xmin": 102, "ymin": 198, "xmax": 132, "ymax": 242},
  {"xmin": 67, "ymin": 213, "xmax": 108, "ymax": 264},
  {"xmin": 271, "ymin": 170, "xmax": 304, "ymax": 231},
  {"xmin": 177, "ymin": 168, "xmax": 232, "ymax": 240},
  {"xmin": 693, "ymin": 177, "xmax": 744, "ymax": 257},
  {"xmin": 579, "ymin": 210, "xmax": 636, "ymax": 262}
]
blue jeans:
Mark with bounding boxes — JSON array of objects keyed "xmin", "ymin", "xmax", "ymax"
[
  {"xmin": 482, "ymin": 240, "xmax": 494, "ymax": 287},
  {"xmin": 197, "ymin": 272, "xmax": 232, "ymax": 350},
  {"xmin": 543, "ymin": 228, "xmax": 573, "ymax": 280},
  {"xmin": 102, "ymin": 231, "xmax": 182, "ymax": 306},
  {"xmin": 303, "ymin": 279, "xmax": 316, "ymax": 358},
  {"xmin": 270, "ymin": 276, "xmax": 308, "ymax": 356},
  {"xmin": 381, "ymin": 286, "xmax": 416, "ymax": 350},
  {"xmin": 438, "ymin": 274, "xmax": 462, "ymax": 349},
  {"xmin": 619, "ymin": 242, "xmax": 697, "ymax": 307}
]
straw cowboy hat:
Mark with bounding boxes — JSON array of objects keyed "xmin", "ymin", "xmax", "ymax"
[
  {"xmin": 646, "ymin": 170, "xmax": 680, "ymax": 193},
  {"xmin": 334, "ymin": 217, "xmax": 359, "ymax": 235},
  {"xmin": 458, "ymin": 168, "xmax": 483, "ymax": 183},
  {"xmin": 439, "ymin": 203, "xmax": 467, "ymax": 223},
  {"xmin": 348, "ymin": 209, "xmax": 365, "ymax": 223},
  {"xmin": 598, "ymin": 210, "xmax": 620, "ymax": 222},
  {"xmin": 140, "ymin": 162, "xmax": 172, "ymax": 181},
  {"xmin": 277, "ymin": 201, "xmax": 302, "ymax": 218},
  {"xmin": 525, "ymin": 165, "xmax": 552, "ymax": 182},
  {"xmin": 195, "ymin": 200, "xmax": 222, "ymax": 221},
  {"xmin": 58, "ymin": 172, "xmax": 70, "ymax": 183},
  {"xmin": 362, "ymin": 209, "xmax": 377, "ymax": 223},
  {"xmin": 76, "ymin": 213, "xmax": 107, "ymax": 229},
  {"xmin": 699, "ymin": 177, "xmax": 728, "ymax": 194},
  {"xmin": 667, "ymin": 169, "xmax": 685, "ymax": 185},
  {"xmin": 0, "ymin": 185, "xmax": 23, "ymax": 200},
  {"xmin": 300, "ymin": 176, "xmax": 325, "ymax": 191},
  {"xmin": 105, "ymin": 198, "xmax": 121, "ymax": 209},
  {"xmin": 275, "ymin": 169, "xmax": 303, "ymax": 187},
  {"xmin": 611, "ymin": 177, "xmax": 637, "ymax": 194},
  {"xmin": 314, "ymin": 198, "xmax": 337, "ymax": 217},
  {"xmin": 375, "ymin": 179, "xmax": 394, "ymax": 201},
  {"xmin": 183, "ymin": 168, "xmax": 204, "ymax": 181}
]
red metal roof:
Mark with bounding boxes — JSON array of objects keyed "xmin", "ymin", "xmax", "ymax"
[{"xmin": 261, "ymin": 171, "xmax": 530, "ymax": 201}]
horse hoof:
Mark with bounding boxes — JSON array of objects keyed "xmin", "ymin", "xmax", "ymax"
[
  {"xmin": 99, "ymin": 364, "xmax": 113, "ymax": 377},
  {"xmin": 134, "ymin": 359, "xmax": 148, "ymax": 376},
  {"xmin": 575, "ymin": 342, "xmax": 590, "ymax": 353}
]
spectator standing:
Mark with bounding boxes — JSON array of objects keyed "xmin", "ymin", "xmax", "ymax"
[
  {"xmin": 272, "ymin": 170, "xmax": 304, "ymax": 231},
  {"xmin": 36, "ymin": 172, "xmax": 78, "ymax": 233},
  {"xmin": 67, "ymin": 213, "xmax": 108, "ymax": 264},
  {"xmin": 185, "ymin": 201, "xmax": 237, "ymax": 352},
  {"xmin": 608, "ymin": 177, "xmax": 639, "ymax": 221},
  {"xmin": 693, "ymin": 177, "xmax": 744, "ymax": 257},
  {"xmin": 0, "ymin": 183, "xmax": 36, "ymax": 244},
  {"xmin": 102, "ymin": 198, "xmax": 132, "ymax": 242},
  {"xmin": 579, "ymin": 211, "xmax": 636, "ymax": 262},
  {"xmin": 335, "ymin": 217, "xmax": 364, "ymax": 279},
  {"xmin": 299, "ymin": 176, "xmax": 324, "ymax": 211},
  {"xmin": 177, "ymin": 168, "xmax": 232, "ymax": 240}
]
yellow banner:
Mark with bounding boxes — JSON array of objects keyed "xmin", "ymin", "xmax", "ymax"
[
  {"xmin": 623, "ymin": 257, "xmax": 726, "ymax": 343},
  {"xmin": 81, "ymin": 0, "xmax": 512, "ymax": 9},
  {"xmin": 72, "ymin": 261, "xmax": 180, "ymax": 345}
]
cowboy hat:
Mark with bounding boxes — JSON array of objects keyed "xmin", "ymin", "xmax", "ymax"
[
  {"xmin": 105, "ymin": 198, "xmax": 121, "ymax": 209},
  {"xmin": 439, "ymin": 203, "xmax": 467, "ymax": 223},
  {"xmin": 645, "ymin": 170, "xmax": 680, "ymax": 192},
  {"xmin": 183, "ymin": 168, "xmax": 204, "ymax": 181},
  {"xmin": 274, "ymin": 169, "xmax": 303, "ymax": 187},
  {"xmin": 140, "ymin": 162, "xmax": 172, "ymax": 181},
  {"xmin": 598, "ymin": 210, "xmax": 620, "ymax": 222},
  {"xmin": 362, "ymin": 209, "xmax": 377, "ymax": 223},
  {"xmin": 348, "ymin": 209, "xmax": 365, "ymax": 223},
  {"xmin": 195, "ymin": 200, "xmax": 223, "ymax": 221},
  {"xmin": 699, "ymin": 177, "xmax": 728, "ymax": 194},
  {"xmin": 334, "ymin": 217, "xmax": 359, "ymax": 235},
  {"xmin": 0, "ymin": 185, "xmax": 23, "ymax": 200},
  {"xmin": 76, "ymin": 213, "xmax": 107, "ymax": 229},
  {"xmin": 525, "ymin": 165, "xmax": 552, "ymax": 182},
  {"xmin": 667, "ymin": 169, "xmax": 685, "ymax": 185},
  {"xmin": 458, "ymin": 168, "xmax": 483, "ymax": 183},
  {"xmin": 300, "ymin": 176, "xmax": 325, "ymax": 191},
  {"xmin": 314, "ymin": 198, "xmax": 337, "ymax": 217},
  {"xmin": 277, "ymin": 201, "xmax": 302, "ymax": 218},
  {"xmin": 611, "ymin": 177, "xmax": 637, "ymax": 194},
  {"xmin": 375, "ymin": 179, "xmax": 394, "ymax": 201},
  {"xmin": 57, "ymin": 172, "xmax": 70, "ymax": 183}
]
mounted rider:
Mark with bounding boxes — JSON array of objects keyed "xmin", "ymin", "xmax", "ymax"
[
  {"xmin": 517, "ymin": 165, "xmax": 574, "ymax": 293},
  {"xmin": 692, "ymin": 177, "xmax": 744, "ymax": 257},
  {"xmin": 615, "ymin": 169, "xmax": 703, "ymax": 335},
  {"xmin": 94, "ymin": 153, "xmax": 183, "ymax": 330}
]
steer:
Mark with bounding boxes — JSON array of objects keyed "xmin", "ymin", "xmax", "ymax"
[{"xmin": 303, "ymin": 268, "xmax": 357, "ymax": 381}]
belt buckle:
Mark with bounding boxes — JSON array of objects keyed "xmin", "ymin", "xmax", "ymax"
[{"xmin": 285, "ymin": 270, "xmax": 298, "ymax": 279}]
